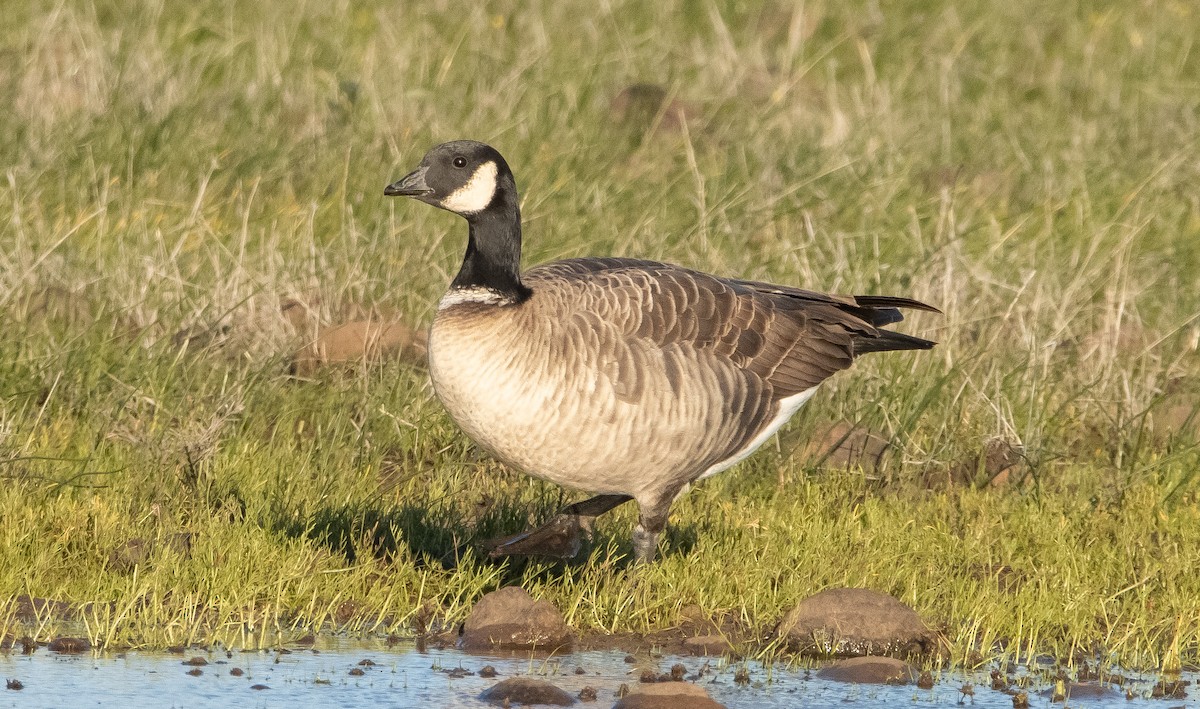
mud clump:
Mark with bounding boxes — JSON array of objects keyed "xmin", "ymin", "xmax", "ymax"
[
  {"xmin": 480, "ymin": 677, "xmax": 575, "ymax": 706},
  {"xmin": 1151, "ymin": 679, "xmax": 1189, "ymax": 699},
  {"xmin": 776, "ymin": 587, "xmax": 939, "ymax": 657},
  {"xmin": 461, "ymin": 586, "xmax": 573, "ymax": 652},
  {"xmin": 47, "ymin": 637, "xmax": 91, "ymax": 654},
  {"xmin": 612, "ymin": 681, "xmax": 727, "ymax": 709},
  {"xmin": 181, "ymin": 657, "xmax": 207, "ymax": 666}
]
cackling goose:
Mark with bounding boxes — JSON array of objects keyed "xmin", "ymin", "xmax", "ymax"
[{"xmin": 385, "ymin": 140, "xmax": 939, "ymax": 563}]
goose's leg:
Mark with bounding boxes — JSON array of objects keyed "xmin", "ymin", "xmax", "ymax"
[
  {"xmin": 631, "ymin": 492, "xmax": 677, "ymax": 564},
  {"xmin": 487, "ymin": 494, "xmax": 633, "ymax": 559}
]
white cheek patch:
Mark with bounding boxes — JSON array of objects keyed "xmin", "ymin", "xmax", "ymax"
[{"xmin": 440, "ymin": 161, "xmax": 498, "ymax": 214}]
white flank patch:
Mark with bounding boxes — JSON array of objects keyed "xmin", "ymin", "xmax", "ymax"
[
  {"xmin": 697, "ymin": 385, "xmax": 820, "ymax": 480},
  {"xmin": 438, "ymin": 287, "xmax": 512, "ymax": 309},
  {"xmin": 439, "ymin": 160, "xmax": 498, "ymax": 214}
]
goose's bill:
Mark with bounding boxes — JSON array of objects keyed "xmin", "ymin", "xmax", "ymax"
[{"xmin": 384, "ymin": 165, "xmax": 432, "ymax": 197}]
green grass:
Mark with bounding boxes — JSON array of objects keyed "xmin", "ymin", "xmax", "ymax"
[{"xmin": 2, "ymin": 0, "xmax": 1199, "ymax": 669}]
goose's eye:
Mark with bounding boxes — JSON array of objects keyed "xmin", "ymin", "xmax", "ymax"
[{"xmin": 452, "ymin": 156, "xmax": 467, "ymax": 168}]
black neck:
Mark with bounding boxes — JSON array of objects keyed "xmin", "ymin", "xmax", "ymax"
[{"xmin": 450, "ymin": 190, "xmax": 531, "ymax": 302}]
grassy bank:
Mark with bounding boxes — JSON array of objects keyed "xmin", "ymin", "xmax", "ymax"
[{"xmin": 2, "ymin": 0, "xmax": 1198, "ymax": 668}]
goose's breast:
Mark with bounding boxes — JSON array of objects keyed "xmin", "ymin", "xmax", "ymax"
[{"xmin": 427, "ymin": 305, "xmax": 733, "ymax": 496}]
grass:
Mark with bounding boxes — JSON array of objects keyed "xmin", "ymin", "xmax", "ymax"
[{"xmin": 2, "ymin": 0, "xmax": 1199, "ymax": 669}]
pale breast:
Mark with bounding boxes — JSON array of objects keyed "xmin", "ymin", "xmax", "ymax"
[{"xmin": 427, "ymin": 293, "xmax": 772, "ymax": 498}]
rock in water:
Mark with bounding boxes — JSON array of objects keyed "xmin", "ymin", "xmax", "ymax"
[
  {"xmin": 776, "ymin": 587, "xmax": 938, "ymax": 656},
  {"xmin": 817, "ymin": 656, "xmax": 917, "ymax": 684},
  {"xmin": 480, "ymin": 677, "xmax": 574, "ymax": 706},
  {"xmin": 613, "ymin": 682, "xmax": 727, "ymax": 708},
  {"xmin": 462, "ymin": 586, "xmax": 573, "ymax": 651}
]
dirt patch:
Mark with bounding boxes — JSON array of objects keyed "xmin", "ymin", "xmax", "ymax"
[
  {"xmin": 480, "ymin": 677, "xmax": 575, "ymax": 706},
  {"xmin": 461, "ymin": 587, "xmax": 573, "ymax": 652},
  {"xmin": 776, "ymin": 587, "xmax": 941, "ymax": 657}
]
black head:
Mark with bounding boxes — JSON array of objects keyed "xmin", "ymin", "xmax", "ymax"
[{"xmin": 384, "ymin": 141, "xmax": 514, "ymax": 217}]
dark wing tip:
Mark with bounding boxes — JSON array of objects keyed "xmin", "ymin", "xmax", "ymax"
[{"xmin": 852, "ymin": 295, "xmax": 942, "ymax": 315}]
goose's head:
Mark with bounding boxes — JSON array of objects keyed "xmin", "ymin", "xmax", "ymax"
[{"xmin": 385, "ymin": 140, "xmax": 515, "ymax": 217}]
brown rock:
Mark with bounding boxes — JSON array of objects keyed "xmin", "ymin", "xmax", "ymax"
[
  {"xmin": 291, "ymin": 319, "xmax": 426, "ymax": 375},
  {"xmin": 776, "ymin": 587, "xmax": 938, "ymax": 656},
  {"xmin": 479, "ymin": 677, "xmax": 575, "ymax": 706},
  {"xmin": 461, "ymin": 587, "xmax": 572, "ymax": 652},
  {"xmin": 682, "ymin": 635, "xmax": 732, "ymax": 656},
  {"xmin": 817, "ymin": 656, "xmax": 916, "ymax": 685},
  {"xmin": 613, "ymin": 682, "xmax": 726, "ymax": 709}
]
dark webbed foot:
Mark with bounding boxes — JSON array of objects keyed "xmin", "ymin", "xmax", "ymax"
[{"xmin": 486, "ymin": 494, "xmax": 633, "ymax": 559}]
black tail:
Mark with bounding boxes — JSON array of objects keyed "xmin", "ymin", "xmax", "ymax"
[
  {"xmin": 853, "ymin": 328, "xmax": 937, "ymax": 355},
  {"xmin": 848, "ymin": 295, "xmax": 940, "ymax": 355}
]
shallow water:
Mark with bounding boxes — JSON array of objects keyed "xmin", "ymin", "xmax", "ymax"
[{"xmin": 1, "ymin": 639, "xmax": 1194, "ymax": 708}]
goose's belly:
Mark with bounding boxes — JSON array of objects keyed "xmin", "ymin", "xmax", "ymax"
[{"xmin": 428, "ymin": 314, "xmax": 731, "ymax": 497}]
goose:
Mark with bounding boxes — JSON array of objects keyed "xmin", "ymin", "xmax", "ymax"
[{"xmin": 385, "ymin": 140, "xmax": 939, "ymax": 563}]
